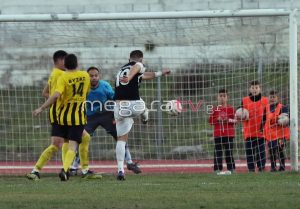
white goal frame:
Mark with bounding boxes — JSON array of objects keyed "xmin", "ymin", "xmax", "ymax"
[{"xmin": 0, "ymin": 9, "xmax": 298, "ymax": 171}]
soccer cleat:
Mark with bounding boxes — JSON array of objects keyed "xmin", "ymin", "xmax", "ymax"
[
  {"xmin": 141, "ymin": 108, "xmax": 149, "ymax": 124},
  {"xmin": 69, "ymin": 168, "xmax": 79, "ymax": 176},
  {"xmin": 117, "ymin": 171, "xmax": 125, "ymax": 181},
  {"xmin": 270, "ymin": 168, "xmax": 277, "ymax": 172},
  {"xmin": 127, "ymin": 162, "xmax": 142, "ymax": 174},
  {"xmin": 59, "ymin": 169, "xmax": 70, "ymax": 181},
  {"xmin": 82, "ymin": 170, "xmax": 103, "ymax": 180},
  {"xmin": 26, "ymin": 171, "xmax": 40, "ymax": 181}
]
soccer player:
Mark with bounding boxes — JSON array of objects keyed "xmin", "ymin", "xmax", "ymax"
[
  {"xmin": 70, "ymin": 66, "xmax": 141, "ymax": 175},
  {"xmin": 26, "ymin": 50, "xmax": 68, "ymax": 180},
  {"xmin": 114, "ymin": 50, "xmax": 170, "ymax": 180},
  {"xmin": 209, "ymin": 88, "xmax": 236, "ymax": 174},
  {"xmin": 241, "ymin": 80, "xmax": 268, "ymax": 172},
  {"xmin": 33, "ymin": 54, "xmax": 90, "ymax": 181},
  {"xmin": 264, "ymin": 90, "xmax": 289, "ymax": 172}
]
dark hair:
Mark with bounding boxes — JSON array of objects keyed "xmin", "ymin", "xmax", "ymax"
[
  {"xmin": 53, "ymin": 50, "xmax": 67, "ymax": 63},
  {"xmin": 250, "ymin": 80, "xmax": 260, "ymax": 86},
  {"xmin": 269, "ymin": 90, "xmax": 278, "ymax": 95},
  {"xmin": 87, "ymin": 66, "xmax": 100, "ymax": 73},
  {"xmin": 64, "ymin": 54, "xmax": 78, "ymax": 70},
  {"xmin": 130, "ymin": 50, "xmax": 143, "ymax": 60},
  {"xmin": 218, "ymin": 88, "xmax": 227, "ymax": 94}
]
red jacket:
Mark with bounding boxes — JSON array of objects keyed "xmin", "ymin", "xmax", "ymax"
[{"xmin": 209, "ymin": 105, "xmax": 235, "ymax": 137}]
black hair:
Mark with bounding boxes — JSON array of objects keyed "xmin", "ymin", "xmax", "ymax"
[
  {"xmin": 53, "ymin": 50, "xmax": 67, "ymax": 63},
  {"xmin": 250, "ymin": 80, "xmax": 260, "ymax": 86},
  {"xmin": 269, "ymin": 90, "xmax": 278, "ymax": 95},
  {"xmin": 87, "ymin": 66, "xmax": 100, "ymax": 73},
  {"xmin": 64, "ymin": 54, "xmax": 78, "ymax": 70},
  {"xmin": 130, "ymin": 50, "xmax": 143, "ymax": 60},
  {"xmin": 218, "ymin": 88, "xmax": 227, "ymax": 94}
]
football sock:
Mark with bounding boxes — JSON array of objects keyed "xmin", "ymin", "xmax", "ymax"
[
  {"xmin": 34, "ymin": 144, "xmax": 58, "ymax": 171},
  {"xmin": 70, "ymin": 153, "xmax": 80, "ymax": 170},
  {"xmin": 63, "ymin": 150, "xmax": 76, "ymax": 173},
  {"xmin": 61, "ymin": 142, "xmax": 68, "ymax": 163},
  {"xmin": 79, "ymin": 133, "xmax": 91, "ymax": 171},
  {"xmin": 125, "ymin": 143, "xmax": 133, "ymax": 164},
  {"xmin": 116, "ymin": 141, "xmax": 126, "ymax": 173}
]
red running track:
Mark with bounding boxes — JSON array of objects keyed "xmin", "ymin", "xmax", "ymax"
[{"xmin": 0, "ymin": 160, "xmax": 290, "ymax": 175}]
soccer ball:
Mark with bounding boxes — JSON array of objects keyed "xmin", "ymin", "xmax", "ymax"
[
  {"xmin": 235, "ymin": 108, "xmax": 249, "ymax": 121},
  {"xmin": 166, "ymin": 100, "xmax": 182, "ymax": 116},
  {"xmin": 277, "ymin": 113, "xmax": 289, "ymax": 126}
]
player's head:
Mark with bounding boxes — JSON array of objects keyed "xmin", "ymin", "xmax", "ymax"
[
  {"xmin": 249, "ymin": 80, "xmax": 261, "ymax": 96},
  {"xmin": 217, "ymin": 88, "xmax": 228, "ymax": 105},
  {"xmin": 53, "ymin": 50, "xmax": 67, "ymax": 70},
  {"xmin": 64, "ymin": 54, "xmax": 78, "ymax": 70},
  {"xmin": 269, "ymin": 90, "xmax": 279, "ymax": 104},
  {"xmin": 129, "ymin": 50, "xmax": 143, "ymax": 63},
  {"xmin": 87, "ymin": 66, "xmax": 101, "ymax": 87}
]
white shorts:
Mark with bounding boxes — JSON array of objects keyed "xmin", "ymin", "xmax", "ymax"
[{"xmin": 114, "ymin": 100, "xmax": 145, "ymax": 136}]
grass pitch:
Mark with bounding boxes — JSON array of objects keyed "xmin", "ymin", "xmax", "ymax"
[{"xmin": 1, "ymin": 172, "xmax": 300, "ymax": 209}]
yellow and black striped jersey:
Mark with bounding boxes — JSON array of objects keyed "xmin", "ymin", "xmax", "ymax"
[
  {"xmin": 55, "ymin": 70, "xmax": 90, "ymax": 126},
  {"xmin": 47, "ymin": 67, "xmax": 64, "ymax": 124}
]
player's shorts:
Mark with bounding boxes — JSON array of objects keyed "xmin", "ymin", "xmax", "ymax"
[
  {"xmin": 85, "ymin": 111, "xmax": 117, "ymax": 139},
  {"xmin": 114, "ymin": 100, "xmax": 145, "ymax": 136},
  {"xmin": 51, "ymin": 123, "xmax": 84, "ymax": 143}
]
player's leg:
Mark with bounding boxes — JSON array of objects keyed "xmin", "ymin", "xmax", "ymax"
[
  {"xmin": 268, "ymin": 140, "xmax": 277, "ymax": 172},
  {"xmin": 224, "ymin": 137, "xmax": 235, "ymax": 172},
  {"xmin": 278, "ymin": 139, "xmax": 286, "ymax": 171},
  {"xmin": 60, "ymin": 125, "xmax": 84, "ymax": 181},
  {"xmin": 245, "ymin": 138, "xmax": 255, "ymax": 172},
  {"xmin": 115, "ymin": 100, "xmax": 143, "ymax": 180},
  {"xmin": 101, "ymin": 111, "xmax": 142, "ymax": 174},
  {"xmin": 70, "ymin": 114, "xmax": 97, "ymax": 175},
  {"xmin": 141, "ymin": 107, "xmax": 149, "ymax": 124},
  {"xmin": 213, "ymin": 137, "xmax": 223, "ymax": 172},
  {"xmin": 256, "ymin": 137, "xmax": 266, "ymax": 172},
  {"xmin": 27, "ymin": 124, "xmax": 65, "ymax": 180}
]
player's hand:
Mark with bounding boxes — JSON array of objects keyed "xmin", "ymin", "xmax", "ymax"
[
  {"xmin": 32, "ymin": 107, "xmax": 43, "ymax": 117},
  {"xmin": 162, "ymin": 69, "xmax": 171, "ymax": 76}
]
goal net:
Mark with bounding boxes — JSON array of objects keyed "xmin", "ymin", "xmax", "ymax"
[{"xmin": 0, "ymin": 11, "xmax": 298, "ymax": 174}]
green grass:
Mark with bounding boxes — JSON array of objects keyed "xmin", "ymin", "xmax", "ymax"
[{"xmin": 1, "ymin": 172, "xmax": 300, "ymax": 209}]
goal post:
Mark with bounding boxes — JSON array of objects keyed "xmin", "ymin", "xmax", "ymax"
[
  {"xmin": 288, "ymin": 9, "xmax": 298, "ymax": 171},
  {"xmin": 0, "ymin": 9, "xmax": 298, "ymax": 174}
]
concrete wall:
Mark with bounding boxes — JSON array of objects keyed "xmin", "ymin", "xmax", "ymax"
[
  {"xmin": 0, "ymin": 0, "xmax": 299, "ymax": 14},
  {"xmin": 0, "ymin": 0, "xmax": 298, "ymax": 87}
]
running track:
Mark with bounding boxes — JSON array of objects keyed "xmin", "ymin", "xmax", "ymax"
[{"xmin": 0, "ymin": 160, "xmax": 292, "ymax": 175}]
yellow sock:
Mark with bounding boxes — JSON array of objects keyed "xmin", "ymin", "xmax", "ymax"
[
  {"xmin": 63, "ymin": 150, "xmax": 76, "ymax": 172},
  {"xmin": 61, "ymin": 142, "xmax": 69, "ymax": 163},
  {"xmin": 79, "ymin": 133, "xmax": 91, "ymax": 170},
  {"xmin": 34, "ymin": 145, "xmax": 58, "ymax": 171}
]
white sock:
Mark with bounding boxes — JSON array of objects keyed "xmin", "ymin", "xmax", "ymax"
[
  {"xmin": 125, "ymin": 143, "xmax": 133, "ymax": 164},
  {"xmin": 116, "ymin": 141, "xmax": 126, "ymax": 173}
]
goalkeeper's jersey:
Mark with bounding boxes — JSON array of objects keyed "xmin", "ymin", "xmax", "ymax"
[{"xmin": 47, "ymin": 67, "xmax": 64, "ymax": 124}]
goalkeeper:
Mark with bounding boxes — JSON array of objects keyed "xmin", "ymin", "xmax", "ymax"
[{"xmin": 70, "ymin": 66, "xmax": 142, "ymax": 175}]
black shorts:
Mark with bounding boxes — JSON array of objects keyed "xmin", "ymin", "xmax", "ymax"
[
  {"xmin": 85, "ymin": 111, "xmax": 117, "ymax": 140},
  {"xmin": 51, "ymin": 123, "xmax": 84, "ymax": 143}
]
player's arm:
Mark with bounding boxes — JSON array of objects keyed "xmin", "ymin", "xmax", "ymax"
[
  {"xmin": 142, "ymin": 69, "xmax": 171, "ymax": 80},
  {"xmin": 33, "ymin": 76, "xmax": 65, "ymax": 116},
  {"xmin": 42, "ymin": 84, "xmax": 50, "ymax": 98},
  {"xmin": 119, "ymin": 64, "xmax": 141, "ymax": 84},
  {"xmin": 32, "ymin": 92, "xmax": 60, "ymax": 116},
  {"xmin": 104, "ymin": 82, "xmax": 115, "ymax": 100}
]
